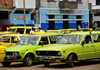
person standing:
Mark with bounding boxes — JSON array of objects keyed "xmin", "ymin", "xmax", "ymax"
[
  {"xmin": 30, "ymin": 27, "xmax": 35, "ymax": 34},
  {"xmin": 93, "ymin": 22, "xmax": 98, "ymax": 29}
]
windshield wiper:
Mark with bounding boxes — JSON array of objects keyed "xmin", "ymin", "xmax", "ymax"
[{"xmin": 65, "ymin": 43, "xmax": 72, "ymax": 44}]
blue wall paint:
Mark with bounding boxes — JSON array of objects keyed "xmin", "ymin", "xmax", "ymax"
[
  {"xmin": 69, "ymin": 23, "xmax": 77, "ymax": 28},
  {"xmin": 10, "ymin": 14, "xmax": 34, "ymax": 26},
  {"xmin": 55, "ymin": 23, "xmax": 63, "ymax": 30},
  {"xmin": 40, "ymin": 9, "xmax": 89, "ymax": 29},
  {"xmin": 41, "ymin": 23, "xmax": 49, "ymax": 30}
]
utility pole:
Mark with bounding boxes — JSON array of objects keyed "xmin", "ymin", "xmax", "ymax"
[{"xmin": 23, "ymin": 0, "xmax": 26, "ymax": 26}]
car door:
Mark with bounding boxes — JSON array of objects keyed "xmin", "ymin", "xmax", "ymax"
[
  {"xmin": 79, "ymin": 35, "xmax": 95, "ymax": 60},
  {"xmin": 92, "ymin": 34, "xmax": 100, "ymax": 58},
  {"xmin": 0, "ymin": 36, "xmax": 11, "ymax": 47},
  {"xmin": 11, "ymin": 36, "xmax": 19, "ymax": 46}
]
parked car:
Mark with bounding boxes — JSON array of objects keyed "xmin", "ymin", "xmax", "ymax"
[
  {"xmin": 7, "ymin": 26, "xmax": 39, "ymax": 34},
  {"xmin": 0, "ymin": 34, "xmax": 26, "ymax": 47},
  {"xmin": 3, "ymin": 33, "xmax": 63, "ymax": 67},
  {"xmin": 36, "ymin": 31, "xmax": 100, "ymax": 67},
  {"xmin": 0, "ymin": 46, "xmax": 6, "ymax": 63}
]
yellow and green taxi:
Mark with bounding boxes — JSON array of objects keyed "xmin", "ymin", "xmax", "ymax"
[
  {"xmin": 7, "ymin": 26, "xmax": 39, "ymax": 34},
  {"xmin": 36, "ymin": 31, "xmax": 100, "ymax": 67},
  {"xmin": 0, "ymin": 46, "xmax": 6, "ymax": 63},
  {"xmin": 0, "ymin": 34, "xmax": 26, "ymax": 47},
  {"xmin": 3, "ymin": 33, "xmax": 63, "ymax": 67}
]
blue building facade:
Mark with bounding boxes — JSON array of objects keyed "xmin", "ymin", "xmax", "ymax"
[{"xmin": 41, "ymin": 9, "xmax": 89, "ymax": 30}]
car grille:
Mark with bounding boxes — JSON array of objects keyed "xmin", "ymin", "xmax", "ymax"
[
  {"xmin": 36, "ymin": 51, "xmax": 60, "ymax": 56},
  {"xmin": 6, "ymin": 52, "xmax": 13, "ymax": 55}
]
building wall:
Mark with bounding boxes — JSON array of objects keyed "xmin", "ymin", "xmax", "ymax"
[
  {"xmin": 40, "ymin": 0, "xmax": 89, "ymax": 9},
  {"xmin": 41, "ymin": 9, "xmax": 89, "ymax": 30},
  {"xmin": 10, "ymin": 14, "xmax": 34, "ymax": 26}
]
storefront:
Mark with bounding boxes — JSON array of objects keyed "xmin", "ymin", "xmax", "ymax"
[{"xmin": 40, "ymin": 9, "xmax": 89, "ymax": 30}]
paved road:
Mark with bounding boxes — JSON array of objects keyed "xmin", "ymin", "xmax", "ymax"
[{"xmin": 0, "ymin": 59, "xmax": 100, "ymax": 70}]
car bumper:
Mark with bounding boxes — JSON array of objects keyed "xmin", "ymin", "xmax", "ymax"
[
  {"xmin": 5, "ymin": 56, "xmax": 21, "ymax": 60},
  {"xmin": 36, "ymin": 56, "xmax": 64, "ymax": 60}
]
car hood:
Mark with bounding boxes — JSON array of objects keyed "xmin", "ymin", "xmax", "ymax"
[
  {"xmin": 6, "ymin": 45, "xmax": 35, "ymax": 52},
  {"xmin": 37, "ymin": 44, "xmax": 75, "ymax": 51}
]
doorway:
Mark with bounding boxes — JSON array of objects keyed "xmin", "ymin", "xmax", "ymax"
[
  {"xmin": 63, "ymin": 21, "xmax": 69, "ymax": 29},
  {"xmin": 76, "ymin": 15, "xmax": 82, "ymax": 29},
  {"xmin": 48, "ymin": 15, "xmax": 55, "ymax": 30},
  {"xmin": 49, "ymin": 21, "xmax": 55, "ymax": 30}
]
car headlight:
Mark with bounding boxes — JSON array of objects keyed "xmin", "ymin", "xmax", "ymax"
[
  {"xmin": 12, "ymin": 52, "xmax": 19, "ymax": 56},
  {"xmin": 58, "ymin": 51, "xmax": 61, "ymax": 56}
]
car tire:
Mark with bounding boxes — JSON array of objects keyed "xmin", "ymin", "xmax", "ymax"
[
  {"xmin": 2, "ymin": 62, "xmax": 11, "ymax": 67},
  {"xmin": 44, "ymin": 62, "xmax": 50, "ymax": 67},
  {"xmin": 23, "ymin": 54, "xmax": 34, "ymax": 66},
  {"xmin": 67, "ymin": 54, "xmax": 74, "ymax": 67}
]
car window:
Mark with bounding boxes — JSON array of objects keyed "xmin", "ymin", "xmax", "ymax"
[
  {"xmin": 82, "ymin": 35, "xmax": 92, "ymax": 44},
  {"xmin": 49, "ymin": 36, "xmax": 58, "ymax": 44},
  {"xmin": 92, "ymin": 34, "xmax": 97, "ymax": 40},
  {"xmin": 16, "ymin": 36, "xmax": 39, "ymax": 45},
  {"xmin": 8, "ymin": 29, "xmax": 16, "ymax": 31},
  {"xmin": 56, "ymin": 35, "xmax": 82, "ymax": 44},
  {"xmin": 17, "ymin": 28, "xmax": 25, "ymax": 34},
  {"xmin": 39, "ymin": 36, "xmax": 49, "ymax": 45},
  {"xmin": 11, "ymin": 37, "xmax": 19, "ymax": 43},
  {"xmin": 26, "ymin": 29, "xmax": 31, "ymax": 34},
  {"xmin": 0, "ymin": 36, "xmax": 10, "ymax": 43},
  {"xmin": 57, "ymin": 35, "xmax": 63, "ymax": 39},
  {"xmin": 94, "ymin": 34, "xmax": 100, "ymax": 43}
]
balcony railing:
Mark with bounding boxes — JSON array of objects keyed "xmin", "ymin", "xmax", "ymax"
[
  {"xmin": 59, "ymin": 1, "xmax": 78, "ymax": 9},
  {"xmin": 0, "ymin": 0, "xmax": 13, "ymax": 6}
]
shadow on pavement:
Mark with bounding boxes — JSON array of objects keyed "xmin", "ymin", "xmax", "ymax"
[
  {"xmin": 38, "ymin": 59, "xmax": 100, "ymax": 69},
  {"xmin": 0, "ymin": 61, "xmax": 43, "ymax": 68}
]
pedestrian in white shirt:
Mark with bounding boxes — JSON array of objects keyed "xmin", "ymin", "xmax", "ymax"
[{"xmin": 30, "ymin": 27, "xmax": 35, "ymax": 34}]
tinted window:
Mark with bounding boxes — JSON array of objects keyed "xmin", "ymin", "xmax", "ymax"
[
  {"xmin": 17, "ymin": 28, "xmax": 25, "ymax": 34},
  {"xmin": 26, "ymin": 29, "xmax": 31, "ymax": 34}
]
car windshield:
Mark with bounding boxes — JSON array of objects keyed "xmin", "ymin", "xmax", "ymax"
[
  {"xmin": 56, "ymin": 35, "xmax": 82, "ymax": 44},
  {"xmin": 8, "ymin": 29, "xmax": 16, "ymax": 31},
  {"xmin": 16, "ymin": 36, "xmax": 39, "ymax": 45}
]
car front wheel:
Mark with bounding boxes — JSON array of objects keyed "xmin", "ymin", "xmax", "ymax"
[
  {"xmin": 23, "ymin": 54, "xmax": 34, "ymax": 66},
  {"xmin": 67, "ymin": 54, "xmax": 74, "ymax": 67}
]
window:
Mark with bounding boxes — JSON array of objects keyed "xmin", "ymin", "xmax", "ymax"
[
  {"xmin": 26, "ymin": 29, "xmax": 31, "ymax": 34},
  {"xmin": 11, "ymin": 37, "xmax": 18, "ymax": 43},
  {"xmin": 39, "ymin": 36, "xmax": 49, "ymax": 45},
  {"xmin": 92, "ymin": 35, "xmax": 97, "ymax": 40},
  {"xmin": 83, "ymin": 35, "xmax": 92, "ymax": 44},
  {"xmin": 17, "ymin": 28, "xmax": 25, "ymax": 34},
  {"xmin": 96, "ymin": 0, "xmax": 100, "ymax": 5},
  {"xmin": 0, "ymin": 37, "xmax": 10, "ymax": 43},
  {"xmin": 63, "ymin": 0, "xmax": 81, "ymax": 2},
  {"xmin": 49, "ymin": 36, "xmax": 58, "ymax": 44}
]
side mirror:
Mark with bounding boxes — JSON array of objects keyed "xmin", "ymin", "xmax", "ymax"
[{"xmin": 82, "ymin": 41, "xmax": 84, "ymax": 46}]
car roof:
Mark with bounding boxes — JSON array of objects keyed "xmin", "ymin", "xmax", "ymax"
[
  {"xmin": 65, "ymin": 31, "xmax": 100, "ymax": 35},
  {"xmin": 29, "ymin": 33, "xmax": 63, "ymax": 36},
  {"xmin": 1, "ymin": 34, "xmax": 27, "ymax": 36}
]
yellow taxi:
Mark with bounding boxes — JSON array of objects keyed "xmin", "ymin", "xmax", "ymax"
[
  {"xmin": 59, "ymin": 29, "xmax": 76, "ymax": 33},
  {"xmin": 7, "ymin": 26, "xmax": 39, "ymax": 34},
  {"xmin": 0, "ymin": 34, "xmax": 26, "ymax": 47},
  {"xmin": 0, "ymin": 46, "xmax": 5, "ymax": 62}
]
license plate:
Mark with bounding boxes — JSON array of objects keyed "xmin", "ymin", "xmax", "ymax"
[{"xmin": 42, "ymin": 56, "xmax": 51, "ymax": 60}]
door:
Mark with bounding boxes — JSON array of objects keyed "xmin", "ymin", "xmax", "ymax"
[
  {"xmin": 0, "ymin": 36, "xmax": 11, "ymax": 47},
  {"xmin": 63, "ymin": 21, "xmax": 69, "ymax": 29},
  {"xmin": 79, "ymin": 35, "xmax": 95, "ymax": 60}
]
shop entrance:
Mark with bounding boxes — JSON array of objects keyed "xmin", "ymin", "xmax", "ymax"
[
  {"xmin": 63, "ymin": 21, "xmax": 69, "ymax": 29},
  {"xmin": 49, "ymin": 21, "xmax": 55, "ymax": 30},
  {"xmin": 49, "ymin": 15, "xmax": 55, "ymax": 30},
  {"xmin": 76, "ymin": 15, "xmax": 82, "ymax": 29}
]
